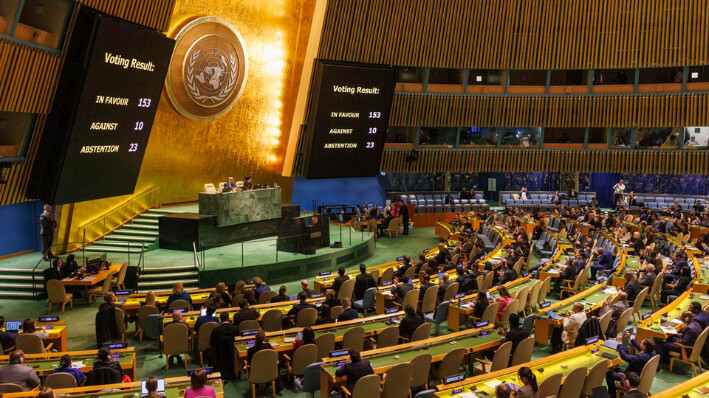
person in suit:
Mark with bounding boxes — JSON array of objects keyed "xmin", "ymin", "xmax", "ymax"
[
  {"xmin": 513, "ymin": 366, "xmax": 539, "ymax": 398},
  {"xmin": 209, "ymin": 312, "xmax": 239, "ymax": 380},
  {"xmin": 40, "ymin": 204, "xmax": 57, "ymax": 261},
  {"xmin": 233, "ymin": 300, "xmax": 260, "ymax": 326},
  {"xmin": 243, "ymin": 176, "xmax": 253, "ymax": 190},
  {"xmin": 418, "ymin": 273, "xmax": 435, "ymax": 301},
  {"xmin": 553, "ymin": 261, "xmax": 577, "ymax": 295},
  {"xmin": 690, "ymin": 302, "xmax": 709, "ymax": 329},
  {"xmin": 590, "ymin": 247, "xmax": 614, "ymax": 280},
  {"xmin": 252, "ymin": 277, "xmax": 270, "ymax": 301},
  {"xmin": 332, "ymin": 267, "xmax": 349, "ymax": 294},
  {"xmin": 270, "ymin": 285, "xmax": 288, "ymax": 303},
  {"xmin": 394, "ymin": 256, "xmax": 412, "ymax": 279},
  {"xmin": 660, "ymin": 267, "xmax": 692, "ymax": 304},
  {"xmin": 300, "ymin": 280, "xmax": 316, "ymax": 298},
  {"xmin": 434, "ymin": 243, "xmax": 451, "ymax": 264},
  {"xmin": 354, "ymin": 264, "xmax": 376, "ymax": 300},
  {"xmin": 622, "ymin": 372, "xmax": 648, "ymax": 398},
  {"xmin": 337, "ymin": 298, "xmax": 358, "ymax": 322},
  {"xmin": 437, "ymin": 272, "xmax": 452, "ymax": 301},
  {"xmin": 286, "ymin": 292, "xmax": 315, "ymax": 318},
  {"xmin": 223, "ymin": 177, "xmax": 237, "ymax": 192},
  {"xmin": 623, "ymin": 272, "xmax": 641, "ymax": 304},
  {"xmin": 638, "ymin": 264, "xmax": 656, "ymax": 288},
  {"xmin": 628, "ymin": 232, "xmax": 645, "ymax": 253},
  {"xmin": 550, "ymin": 191, "xmax": 561, "ymax": 205},
  {"xmin": 491, "ymin": 314, "xmax": 528, "ymax": 361},
  {"xmin": 498, "ymin": 262, "xmax": 518, "ymax": 286},
  {"xmin": 398, "ymin": 200, "xmax": 409, "ymax": 236},
  {"xmin": 246, "ymin": 330, "xmax": 272, "ymax": 364},
  {"xmin": 605, "ymin": 331, "xmax": 655, "ymax": 397},
  {"xmin": 194, "ymin": 305, "xmax": 219, "ymax": 333},
  {"xmin": 45, "ymin": 258, "xmax": 71, "ymax": 281},
  {"xmin": 390, "ymin": 276, "xmax": 413, "ymax": 305},
  {"xmin": 166, "ymin": 283, "xmax": 192, "ymax": 310},
  {"xmin": 398, "ymin": 305, "xmax": 424, "ymax": 340},
  {"xmin": 335, "ymin": 350, "xmax": 374, "ymax": 393},
  {"xmin": 657, "ymin": 311, "xmax": 703, "ymax": 364},
  {"xmin": 561, "ymin": 303, "xmax": 587, "ymax": 346},
  {"xmin": 0, "ymin": 350, "xmax": 40, "ymax": 391},
  {"xmin": 322, "ymin": 289, "xmax": 340, "ymax": 309}
]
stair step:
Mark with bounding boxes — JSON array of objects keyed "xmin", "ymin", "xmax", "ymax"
[
  {"xmin": 147, "ymin": 209, "xmax": 182, "ymax": 214},
  {"xmin": 142, "ymin": 265, "xmax": 198, "ymax": 273},
  {"xmin": 122, "ymin": 224, "xmax": 159, "ymax": 231},
  {"xmin": 88, "ymin": 241, "xmax": 147, "ymax": 247},
  {"xmin": 104, "ymin": 235, "xmax": 156, "ymax": 243},
  {"xmin": 0, "ymin": 268, "xmax": 44, "ymax": 274},
  {"xmin": 0, "ymin": 283, "xmax": 36, "ymax": 290},
  {"xmin": 132, "ymin": 218, "xmax": 159, "ymax": 225},
  {"xmin": 112, "ymin": 229, "xmax": 158, "ymax": 237},
  {"xmin": 84, "ymin": 246, "xmax": 144, "ymax": 254},
  {"xmin": 0, "ymin": 275, "xmax": 36, "ymax": 281},
  {"xmin": 0, "ymin": 291, "xmax": 36, "ymax": 298},
  {"xmin": 138, "ymin": 279, "xmax": 199, "ymax": 288},
  {"xmin": 140, "ymin": 272, "xmax": 198, "ymax": 280}
]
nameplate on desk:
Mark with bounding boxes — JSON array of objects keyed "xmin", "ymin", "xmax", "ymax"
[
  {"xmin": 539, "ymin": 301, "xmax": 551, "ymax": 309},
  {"xmin": 475, "ymin": 321, "xmax": 489, "ymax": 328},
  {"xmin": 396, "ymin": 256, "xmax": 404, "ymax": 261},
  {"xmin": 523, "ymin": 273, "xmax": 529, "ymax": 277},
  {"xmin": 311, "ymin": 293, "xmax": 324, "ymax": 298},
  {"xmin": 585, "ymin": 336, "xmax": 599, "ymax": 345},
  {"xmin": 642, "ymin": 312, "xmax": 652, "ymax": 320},
  {"xmin": 381, "ymin": 281, "xmax": 393, "ymax": 286},
  {"xmin": 115, "ymin": 291, "xmax": 130, "ymax": 295},
  {"xmin": 423, "ymin": 249, "xmax": 429, "ymax": 253},
  {"xmin": 246, "ymin": 280, "xmax": 254, "ymax": 285},
  {"xmin": 455, "ymin": 293, "xmax": 465, "ymax": 299},
  {"xmin": 61, "ymin": 277, "xmax": 73, "ymax": 281},
  {"xmin": 385, "ymin": 308, "xmax": 398, "ymax": 314},
  {"xmin": 329, "ymin": 349, "xmax": 349, "ymax": 357},
  {"xmin": 443, "ymin": 374, "xmax": 465, "ymax": 384},
  {"xmin": 39, "ymin": 317, "xmax": 59, "ymax": 323},
  {"xmin": 318, "ymin": 271, "xmax": 331, "ymax": 276},
  {"xmin": 188, "ymin": 367, "xmax": 213, "ymax": 376},
  {"xmin": 105, "ymin": 343, "xmax": 127, "ymax": 349},
  {"xmin": 242, "ymin": 330, "xmax": 258, "ymax": 336},
  {"xmin": 170, "ymin": 308, "xmax": 188, "ymax": 313}
]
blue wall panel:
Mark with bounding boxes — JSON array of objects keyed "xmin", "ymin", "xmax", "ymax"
[
  {"xmin": 0, "ymin": 201, "xmax": 43, "ymax": 257},
  {"xmin": 290, "ymin": 176, "xmax": 387, "ymax": 212}
]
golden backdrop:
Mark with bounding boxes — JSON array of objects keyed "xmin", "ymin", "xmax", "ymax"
[{"xmin": 56, "ymin": 0, "xmax": 318, "ymax": 247}]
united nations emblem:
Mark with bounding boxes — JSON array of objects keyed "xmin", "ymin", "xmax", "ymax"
[{"xmin": 166, "ymin": 17, "xmax": 248, "ymax": 121}]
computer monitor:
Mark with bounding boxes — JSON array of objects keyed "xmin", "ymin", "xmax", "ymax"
[
  {"xmin": 141, "ymin": 379, "xmax": 165, "ymax": 394},
  {"xmin": 5, "ymin": 321, "xmax": 21, "ymax": 332}
]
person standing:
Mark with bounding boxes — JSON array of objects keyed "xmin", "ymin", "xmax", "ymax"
[
  {"xmin": 40, "ymin": 204, "xmax": 57, "ymax": 261},
  {"xmin": 398, "ymin": 200, "xmax": 409, "ymax": 236},
  {"xmin": 613, "ymin": 180, "xmax": 626, "ymax": 210}
]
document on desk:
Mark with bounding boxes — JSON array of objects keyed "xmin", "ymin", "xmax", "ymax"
[
  {"xmin": 82, "ymin": 277, "xmax": 96, "ymax": 282},
  {"xmin": 547, "ymin": 269, "xmax": 560, "ymax": 274},
  {"xmin": 660, "ymin": 326, "xmax": 679, "ymax": 335},
  {"xmin": 71, "ymin": 361, "xmax": 85, "ymax": 368},
  {"xmin": 483, "ymin": 380, "xmax": 503, "ymax": 389},
  {"xmin": 62, "ymin": 277, "xmax": 74, "ymax": 281}
]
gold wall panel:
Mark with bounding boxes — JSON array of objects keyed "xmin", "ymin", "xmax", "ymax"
[
  {"xmin": 56, "ymin": 0, "xmax": 318, "ymax": 246},
  {"xmin": 0, "ymin": 39, "xmax": 60, "ymax": 114},
  {"xmin": 381, "ymin": 149, "xmax": 709, "ymax": 175},
  {"xmin": 77, "ymin": 0, "xmax": 177, "ymax": 32},
  {"xmin": 319, "ymin": 0, "xmax": 709, "ymax": 69},
  {"xmin": 389, "ymin": 93, "xmax": 709, "ymax": 128}
]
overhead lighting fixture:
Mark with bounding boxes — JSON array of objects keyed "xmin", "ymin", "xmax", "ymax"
[
  {"xmin": 691, "ymin": 72, "xmax": 699, "ymax": 79},
  {"xmin": 476, "ymin": 75, "xmax": 482, "ymax": 82}
]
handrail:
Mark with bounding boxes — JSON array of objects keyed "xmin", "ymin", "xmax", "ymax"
[
  {"xmin": 80, "ymin": 186, "xmax": 160, "ymax": 250},
  {"xmin": 193, "ymin": 241, "xmax": 205, "ymax": 271}
]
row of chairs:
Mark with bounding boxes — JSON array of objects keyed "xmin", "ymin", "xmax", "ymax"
[
  {"xmin": 46, "ymin": 263, "xmax": 128, "ymax": 314},
  {"xmin": 399, "ymin": 193, "xmax": 485, "ymax": 202}
]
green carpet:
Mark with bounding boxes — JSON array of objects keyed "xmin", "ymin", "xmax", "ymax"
[{"xmin": 0, "ymin": 225, "xmax": 696, "ymax": 395}]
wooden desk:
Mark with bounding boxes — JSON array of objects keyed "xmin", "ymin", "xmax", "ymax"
[
  {"xmin": 635, "ymin": 289, "xmax": 709, "ymax": 343},
  {"xmin": 61, "ymin": 263, "xmax": 122, "ymax": 301},
  {"xmin": 319, "ymin": 326, "xmax": 501, "ymax": 398},
  {"xmin": 41, "ymin": 321, "xmax": 67, "ymax": 352},
  {"xmin": 4, "ymin": 374, "xmax": 223, "ymax": 398},
  {"xmin": 233, "ymin": 312, "xmax": 403, "ymax": 373},
  {"xmin": 434, "ymin": 342, "xmax": 623, "ymax": 397},
  {"xmin": 654, "ymin": 362, "xmax": 709, "ymax": 397},
  {"xmin": 0, "ymin": 348, "xmax": 136, "ymax": 381},
  {"xmin": 447, "ymin": 277, "xmax": 532, "ymax": 331},
  {"xmin": 693, "ymin": 257, "xmax": 709, "ymax": 294},
  {"xmin": 533, "ymin": 282, "xmax": 616, "ymax": 344},
  {"xmin": 119, "ymin": 288, "xmax": 214, "ymax": 311}
]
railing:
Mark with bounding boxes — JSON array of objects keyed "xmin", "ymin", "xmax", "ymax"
[
  {"xmin": 80, "ymin": 187, "xmax": 160, "ymax": 250},
  {"xmin": 193, "ymin": 241, "xmax": 205, "ymax": 270}
]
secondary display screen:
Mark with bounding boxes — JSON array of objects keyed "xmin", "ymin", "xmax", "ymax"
[
  {"xmin": 302, "ymin": 61, "xmax": 395, "ymax": 179},
  {"xmin": 27, "ymin": 8, "xmax": 174, "ymax": 204}
]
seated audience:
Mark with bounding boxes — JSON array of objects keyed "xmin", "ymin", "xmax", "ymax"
[
  {"xmin": 0, "ymin": 350, "xmax": 40, "ymax": 391},
  {"xmin": 495, "ymin": 286, "xmax": 514, "ymax": 321},
  {"xmin": 185, "ymin": 369, "xmax": 216, "ymax": 398},
  {"xmin": 233, "ymin": 300, "xmax": 260, "ymax": 326},
  {"xmin": 335, "ymin": 350, "xmax": 374, "ymax": 393},
  {"xmin": 246, "ymin": 330, "xmax": 273, "ymax": 363},
  {"xmin": 354, "ymin": 264, "xmax": 376, "ymax": 300},
  {"xmin": 21, "ymin": 318, "xmax": 48, "ymax": 340},
  {"xmin": 605, "ymin": 331, "xmax": 655, "ymax": 397},
  {"xmin": 399, "ymin": 304, "xmax": 424, "ymax": 340},
  {"xmin": 323, "ymin": 289, "xmax": 341, "ymax": 308},
  {"xmin": 244, "ymin": 289, "xmax": 257, "ymax": 306},
  {"xmin": 300, "ymin": 280, "xmax": 316, "ymax": 298},
  {"xmin": 601, "ymin": 291, "xmax": 629, "ymax": 335},
  {"xmin": 293, "ymin": 326, "xmax": 316, "ymax": 351},
  {"xmin": 495, "ymin": 382, "xmax": 512, "ymax": 398},
  {"xmin": 52, "ymin": 354, "xmax": 86, "ymax": 385},
  {"xmin": 337, "ymin": 297, "xmax": 358, "ymax": 322},
  {"xmin": 166, "ymin": 283, "xmax": 192, "ymax": 310},
  {"xmin": 332, "ymin": 267, "xmax": 349, "ymax": 293},
  {"xmin": 208, "ymin": 282, "xmax": 231, "ymax": 308},
  {"xmin": 660, "ymin": 267, "xmax": 691, "ymax": 304},
  {"xmin": 270, "ymin": 285, "xmax": 288, "ymax": 303},
  {"xmin": 287, "ymin": 292, "xmax": 315, "ymax": 318},
  {"xmin": 39, "ymin": 387, "xmax": 55, "ymax": 398},
  {"xmin": 513, "ymin": 366, "xmax": 538, "ymax": 398},
  {"xmin": 252, "ymin": 277, "xmax": 271, "ymax": 300},
  {"xmin": 144, "ymin": 376, "xmax": 164, "ymax": 398},
  {"xmin": 315, "ymin": 304, "xmax": 334, "ymax": 325},
  {"xmin": 657, "ymin": 311, "xmax": 702, "ymax": 364},
  {"xmin": 194, "ymin": 305, "xmax": 219, "ymax": 333}
]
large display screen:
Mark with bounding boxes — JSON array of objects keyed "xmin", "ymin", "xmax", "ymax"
[
  {"xmin": 27, "ymin": 8, "xmax": 174, "ymax": 204},
  {"xmin": 302, "ymin": 61, "xmax": 396, "ymax": 179}
]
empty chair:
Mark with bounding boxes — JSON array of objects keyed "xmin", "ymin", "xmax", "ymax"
[
  {"xmin": 375, "ymin": 326, "xmax": 399, "ymax": 349},
  {"xmin": 136, "ymin": 305, "xmax": 159, "ymax": 341},
  {"xmin": 247, "ymin": 349, "xmax": 279, "ymax": 398},
  {"xmin": 419, "ymin": 286, "xmax": 439, "ymax": 315},
  {"xmin": 338, "ymin": 279, "xmax": 355, "ymax": 301},
  {"xmin": 261, "ymin": 309, "xmax": 283, "ymax": 332},
  {"xmin": 521, "ymin": 314, "xmax": 535, "ymax": 336},
  {"xmin": 424, "ymin": 300, "xmax": 449, "ymax": 335},
  {"xmin": 515, "ymin": 286, "xmax": 529, "ymax": 316},
  {"xmin": 538, "ymin": 277, "xmax": 552, "ymax": 303},
  {"xmin": 88, "ymin": 271, "xmax": 115, "ymax": 304},
  {"xmin": 409, "ymin": 322, "xmax": 432, "ymax": 342},
  {"xmin": 526, "ymin": 280, "xmax": 541, "ymax": 313},
  {"xmin": 294, "ymin": 361, "xmax": 323, "ymax": 397},
  {"xmin": 398, "ymin": 289, "xmax": 419, "ymax": 312},
  {"xmin": 330, "ymin": 305, "xmax": 344, "ymax": 320},
  {"xmin": 15, "ymin": 334, "xmax": 49, "ymax": 354},
  {"xmin": 239, "ymin": 319, "xmax": 261, "ymax": 333},
  {"xmin": 537, "ymin": 372, "xmax": 562, "ymax": 398},
  {"xmin": 380, "ymin": 268, "xmax": 395, "ymax": 284},
  {"xmin": 511, "ymin": 337, "xmax": 534, "ymax": 366},
  {"xmin": 342, "ymin": 374, "xmax": 381, "ymax": 398},
  {"xmin": 44, "ymin": 372, "xmax": 78, "ymax": 389},
  {"xmin": 196, "ymin": 322, "xmax": 219, "ymax": 364},
  {"xmin": 296, "ymin": 308, "xmax": 318, "ymax": 327},
  {"xmin": 410, "ymin": 353, "xmax": 432, "ymax": 391},
  {"xmin": 114, "ymin": 307, "xmax": 128, "ymax": 342},
  {"xmin": 598, "ymin": 310, "xmax": 612, "ymax": 336},
  {"xmin": 558, "ymin": 366, "xmax": 587, "ymax": 398},
  {"xmin": 163, "ymin": 322, "xmax": 190, "ymax": 369},
  {"xmin": 582, "ymin": 359, "xmax": 609, "ymax": 397},
  {"xmin": 259, "ymin": 291, "xmax": 278, "ymax": 304},
  {"xmin": 632, "ymin": 287, "xmax": 649, "ymax": 324},
  {"xmin": 285, "ymin": 344, "xmax": 318, "ymax": 382},
  {"xmin": 145, "ymin": 314, "xmax": 164, "ymax": 354},
  {"xmin": 482, "ymin": 272, "xmax": 494, "ymax": 291},
  {"xmin": 342, "ymin": 327, "xmax": 365, "ymax": 352},
  {"xmin": 204, "ymin": 183, "xmax": 217, "ymax": 193},
  {"xmin": 353, "ymin": 287, "xmax": 377, "ymax": 315},
  {"xmin": 435, "ymin": 347, "xmax": 466, "ymax": 382},
  {"xmin": 110, "ymin": 262, "xmax": 129, "ymax": 290},
  {"xmin": 315, "ymin": 333, "xmax": 335, "ymax": 360},
  {"xmin": 168, "ymin": 299, "xmax": 190, "ymax": 311},
  {"xmin": 382, "ymin": 363, "xmax": 414, "ymax": 398},
  {"xmin": 47, "ymin": 279, "xmax": 73, "ymax": 314},
  {"xmin": 475, "ymin": 341, "xmax": 512, "ymax": 373},
  {"xmin": 442, "ymin": 283, "xmax": 459, "ymax": 302},
  {"xmin": 477, "ymin": 302, "xmax": 499, "ymax": 325}
]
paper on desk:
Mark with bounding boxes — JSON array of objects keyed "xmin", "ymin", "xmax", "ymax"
[
  {"xmin": 71, "ymin": 361, "xmax": 85, "ymax": 368},
  {"xmin": 604, "ymin": 288, "xmax": 618, "ymax": 294},
  {"xmin": 82, "ymin": 277, "xmax": 96, "ymax": 282},
  {"xmin": 283, "ymin": 337, "xmax": 296, "ymax": 343},
  {"xmin": 700, "ymin": 296, "xmax": 709, "ymax": 300},
  {"xmin": 660, "ymin": 326, "xmax": 679, "ymax": 335},
  {"xmin": 547, "ymin": 269, "xmax": 560, "ymax": 274},
  {"xmin": 382, "ymin": 291, "xmax": 393, "ymax": 296},
  {"xmin": 457, "ymin": 392, "xmax": 479, "ymax": 398},
  {"xmin": 483, "ymin": 380, "xmax": 502, "ymax": 389},
  {"xmin": 61, "ymin": 277, "xmax": 74, "ymax": 281}
]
